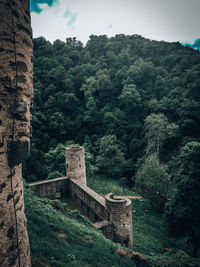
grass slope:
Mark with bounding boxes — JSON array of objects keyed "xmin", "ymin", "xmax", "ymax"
[
  {"xmin": 87, "ymin": 175, "xmax": 138, "ymax": 196},
  {"xmin": 25, "ymin": 175, "xmax": 200, "ymax": 266},
  {"xmin": 87, "ymin": 175, "xmax": 200, "ymax": 266},
  {"xmin": 24, "ymin": 188, "xmax": 135, "ymax": 267}
]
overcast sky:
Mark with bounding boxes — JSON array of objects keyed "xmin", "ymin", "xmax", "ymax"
[{"xmin": 31, "ymin": 0, "xmax": 200, "ymax": 46}]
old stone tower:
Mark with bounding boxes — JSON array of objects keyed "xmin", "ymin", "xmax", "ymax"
[
  {"xmin": 66, "ymin": 146, "xmax": 87, "ymax": 184},
  {"xmin": 0, "ymin": 0, "xmax": 33, "ymax": 266}
]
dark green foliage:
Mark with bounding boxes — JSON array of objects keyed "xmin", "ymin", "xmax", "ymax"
[
  {"xmin": 24, "ymin": 35, "xmax": 200, "ymax": 182},
  {"xmin": 165, "ymin": 142, "xmax": 200, "ymax": 257},
  {"xmin": 44, "ymin": 143, "xmax": 66, "ymax": 178},
  {"xmin": 135, "ymin": 113, "xmax": 178, "ymax": 208},
  {"xmin": 96, "ymin": 135, "xmax": 126, "ymax": 177},
  {"xmin": 147, "ymin": 249, "xmax": 200, "ymax": 267},
  {"xmin": 135, "ymin": 155, "xmax": 170, "ymax": 197}
]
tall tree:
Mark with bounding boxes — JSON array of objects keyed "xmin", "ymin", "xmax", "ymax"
[
  {"xmin": 96, "ymin": 135, "xmax": 126, "ymax": 177},
  {"xmin": 165, "ymin": 142, "xmax": 200, "ymax": 257},
  {"xmin": 144, "ymin": 113, "xmax": 178, "ymax": 157}
]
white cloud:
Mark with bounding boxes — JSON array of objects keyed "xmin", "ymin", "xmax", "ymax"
[{"xmin": 31, "ymin": 0, "xmax": 200, "ymax": 45}]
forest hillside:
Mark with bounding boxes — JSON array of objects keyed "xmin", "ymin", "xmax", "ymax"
[
  {"xmin": 24, "ymin": 34, "xmax": 200, "ymax": 258},
  {"xmin": 24, "ymin": 34, "xmax": 200, "ymax": 182}
]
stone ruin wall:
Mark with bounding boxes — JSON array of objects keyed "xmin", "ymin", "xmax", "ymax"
[
  {"xmin": 29, "ymin": 176, "xmax": 69, "ymax": 199},
  {"xmin": 0, "ymin": 0, "xmax": 33, "ymax": 266},
  {"xmin": 66, "ymin": 146, "xmax": 133, "ymax": 249},
  {"xmin": 30, "ymin": 146, "xmax": 134, "ymax": 249}
]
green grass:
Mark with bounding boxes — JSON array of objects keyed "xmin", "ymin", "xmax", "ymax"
[
  {"xmin": 87, "ymin": 175, "xmax": 200, "ymax": 266},
  {"xmin": 87, "ymin": 174, "xmax": 139, "ymax": 196},
  {"xmin": 25, "ymin": 188, "xmax": 136, "ymax": 267},
  {"xmin": 25, "ymin": 175, "xmax": 200, "ymax": 266}
]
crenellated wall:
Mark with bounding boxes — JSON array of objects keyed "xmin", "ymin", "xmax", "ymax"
[{"xmin": 29, "ymin": 146, "xmax": 133, "ymax": 249}]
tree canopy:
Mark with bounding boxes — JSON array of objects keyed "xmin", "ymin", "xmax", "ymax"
[
  {"xmin": 165, "ymin": 142, "xmax": 200, "ymax": 257},
  {"xmin": 24, "ymin": 35, "xmax": 200, "ymax": 184}
]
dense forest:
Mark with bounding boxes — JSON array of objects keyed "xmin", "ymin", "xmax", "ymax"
[{"xmin": 24, "ymin": 34, "xmax": 200, "ymax": 257}]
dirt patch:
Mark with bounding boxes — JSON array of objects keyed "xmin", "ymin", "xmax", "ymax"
[
  {"xmin": 116, "ymin": 248, "xmax": 149, "ymax": 266},
  {"xmin": 58, "ymin": 233, "xmax": 67, "ymax": 239}
]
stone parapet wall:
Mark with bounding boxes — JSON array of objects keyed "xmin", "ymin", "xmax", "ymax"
[
  {"xmin": 69, "ymin": 179, "xmax": 107, "ymax": 222},
  {"xmin": 29, "ymin": 176, "xmax": 69, "ymax": 199},
  {"xmin": 29, "ymin": 175, "xmax": 133, "ymax": 249}
]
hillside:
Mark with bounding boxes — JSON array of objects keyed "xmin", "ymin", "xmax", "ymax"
[
  {"xmin": 23, "ymin": 34, "xmax": 200, "ymax": 262},
  {"xmin": 23, "ymin": 34, "xmax": 200, "ymax": 182},
  {"xmin": 25, "ymin": 177, "xmax": 200, "ymax": 267},
  {"xmin": 25, "ymin": 187, "xmax": 136, "ymax": 267}
]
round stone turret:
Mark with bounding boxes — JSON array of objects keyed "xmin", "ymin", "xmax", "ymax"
[
  {"xmin": 105, "ymin": 193, "xmax": 133, "ymax": 249},
  {"xmin": 66, "ymin": 146, "xmax": 86, "ymax": 184}
]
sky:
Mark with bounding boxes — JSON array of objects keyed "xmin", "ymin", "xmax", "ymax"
[{"xmin": 30, "ymin": 0, "xmax": 200, "ymax": 47}]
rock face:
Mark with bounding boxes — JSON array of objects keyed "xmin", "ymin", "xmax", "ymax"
[{"xmin": 0, "ymin": 0, "xmax": 33, "ymax": 266}]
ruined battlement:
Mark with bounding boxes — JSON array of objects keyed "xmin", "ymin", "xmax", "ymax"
[
  {"xmin": 105, "ymin": 193, "xmax": 133, "ymax": 248},
  {"xmin": 29, "ymin": 146, "xmax": 133, "ymax": 249}
]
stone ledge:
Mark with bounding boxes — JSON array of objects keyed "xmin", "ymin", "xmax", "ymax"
[
  {"xmin": 70, "ymin": 178, "xmax": 106, "ymax": 207},
  {"xmin": 29, "ymin": 176, "xmax": 68, "ymax": 186}
]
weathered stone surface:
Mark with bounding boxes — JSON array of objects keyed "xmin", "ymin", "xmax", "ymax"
[
  {"xmin": 105, "ymin": 193, "xmax": 133, "ymax": 249},
  {"xmin": 17, "ymin": 74, "xmax": 26, "ymax": 83},
  {"xmin": 7, "ymin": 139, "xmax": 29, "ymax": 167},
  {"xmin": 0, "ymin": 182, "xmax": 6, "ymax": 193},
  {"xmin": 0, "ymin": 0, "xmax": 32, "ymax": 266},
  {"xmin": 10, "ymin": 60, "xmax": 28, "ymax": 72},
  {"xmin": 9, "ymin": 100, "xmax": 27, "ymax": 115},
  {"xmin": 66, "ymin": 146, "xmax": 87, "ymax": 184}
]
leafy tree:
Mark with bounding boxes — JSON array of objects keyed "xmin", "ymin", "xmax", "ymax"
[
  {"xmin": 135, "ymin": 113, "xmax": 177, "ymax": 206},
  {"xmin": 119, "ymin": 84, "xmax": 141, "ymax": 110},
  {"xmin": 144, "ymin": 113, "xmax": 178, "ymax": 156},
  {"xmin": 49, "ymin": 112, "xmax": 65, "ymax": 137},
  {"xmin": 135, "ymin": 154, "xmax": 170, "ymax": 198},
  {"xmin": 165, "ymin": 142, "xmax": 200, "ymax": 257},
  {"xmin": 96, "ymin": 135, "xmax": 126, "ymax": 177},
  {"xmin": 85, "ymin": 151, "xmax": 98, "ymax": 178},
  {"xmin": 44, "ymin": 143, "xmax": 66, "ymax": 179}
]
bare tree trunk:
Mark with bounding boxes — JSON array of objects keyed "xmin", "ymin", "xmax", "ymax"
[{"xmin": 0, "ymin": 0, "xmax": 33, "ymax": 266}]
